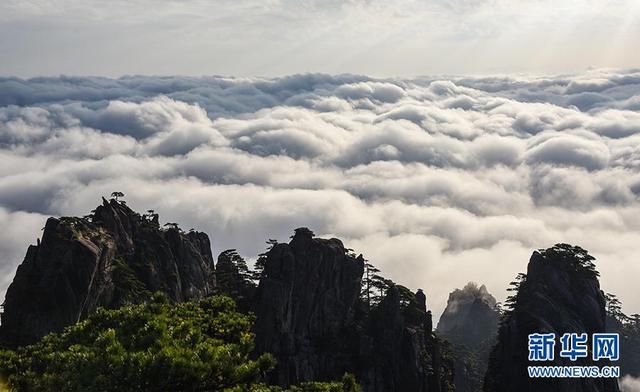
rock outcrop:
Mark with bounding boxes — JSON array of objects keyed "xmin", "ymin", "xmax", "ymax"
[
  {"xmin": 484, "ymin": 244, "xmax": 620, "ymax": 392},
  {"xmin": 438, "ymin": 282, "xmax": 499, "ymax": 349},
  {"xmin": 437, "ymin": 282, "xmax": 499, "ymax": 392},
  {"xmin": 361, "ymin": 286, "xmax": 453, "ymax": 392},
  {"xmin": 0, "ymin": 198, "xmax": 216, "ymax": 347},
  {"xmin": 254, "ymin": 227, "xmax": 453, "ymax": 392},
  {"xmin": 0, "ymin": 208, "xmax": 455, "ymax": 391},
  {"xmin": 254, "ymin": 227, "xmax": 365, "ymax": 386}
]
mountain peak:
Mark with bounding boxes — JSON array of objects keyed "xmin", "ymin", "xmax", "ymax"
[
  {"xmin": 0, "ymin": 198, "xmax": 216, "ymax": 347},
  {"xmin": 484, "ymin": 244, "xmax": 618, "ymax": 392}
]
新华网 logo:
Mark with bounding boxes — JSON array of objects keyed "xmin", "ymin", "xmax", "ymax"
[{"xmin": 527, "ymin": 332, "xmax": 620, "ymax": 378}]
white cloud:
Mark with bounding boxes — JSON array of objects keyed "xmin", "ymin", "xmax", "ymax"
[
  {"xmin": 0, "ymin": 208, "xmax": 48, "ymax": 301},
  {"xmin": 525, "ymin": 134, "xmax": 610, "ymax": 171},
  {"xmin": 1, "ymin": 71, "xmax": 640, "ymax": 322}
]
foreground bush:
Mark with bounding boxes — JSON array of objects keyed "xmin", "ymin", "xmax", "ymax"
[
  {"xmin": 0, "ymin": 294, "xmax": 273, "ymax": 391},
  {"xmin": 0, "ymin": 294, "xmax": 358, "ymax": 391}
]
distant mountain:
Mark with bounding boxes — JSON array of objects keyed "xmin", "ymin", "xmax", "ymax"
[
  {"xmin": 438, "ymin": 282, "xmax": 499, "ymax": 349},
  {"xmin": 484, "ymin": 244, "xmax": 620, "ymax": 392},
  {"xmin": 437, "ymin": 282, "xmax": 499, "ymax": 392}
]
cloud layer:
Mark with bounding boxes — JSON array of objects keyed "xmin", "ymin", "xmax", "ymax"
[{"xmin": 1, "ymin": 69, "xmax": 640, "ymax": 322}]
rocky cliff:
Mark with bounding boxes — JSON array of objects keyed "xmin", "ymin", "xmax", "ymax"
[
  {"xmin": 437, "ymin": 282, "xmax": 499, "ymax": 392},
  {"xmin": 254, "ymin": 227, "xmax": 454, "ymax": 392},
  {"xmin": 361, "ymin": 285, "xmax": 453, "ymax": 392},
  {"xmin": 254, "ymin": 227, "xmax": 366, "ymax": 386},
  {"xmin": 0, "ymin": 198, "xmax": 216, "ymax": 347},
  {"xmin": 0, "ymin": 209, "xmax": 454, "ymax": 391},
  {"xmin": 484, "ymin": 244, "xmax": 620, "ymax": 392}
]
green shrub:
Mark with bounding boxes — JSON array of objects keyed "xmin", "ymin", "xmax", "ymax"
[{"xmin": 0, "ymin": 294, "xmax": 275, "ymax": 391}]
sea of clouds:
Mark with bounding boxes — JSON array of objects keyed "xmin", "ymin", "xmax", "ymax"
[{"xmin": 1, "ymin": 69, "xmax": 640, "ymax": 320}]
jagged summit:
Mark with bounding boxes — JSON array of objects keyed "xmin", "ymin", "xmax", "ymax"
[
  {"xmin": 438, "ymin": 282, "xmax": 498, "ymax": 343},
  {"xmin": 254, "ymin": 229, "xmax": 453, "ymax": 392},
  {"xmin": 437, "ymin": 282, "xmax": 499, "ymax": 392},
  {"xmin": 0, "ymin": 197, "xmax": 216, "ymax": 347},
  {"xmin": 484, "ymin": 244, "xmax": 619, "ymax": 392}
]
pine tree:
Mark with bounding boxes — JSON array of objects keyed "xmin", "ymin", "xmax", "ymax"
[
  {"xmin": 360, "ymin": 261, "xmax": 393, "ymax": 310},
  {"xmin": 252, "ymin": 239, "xmax": 278, "ymax": 282}
]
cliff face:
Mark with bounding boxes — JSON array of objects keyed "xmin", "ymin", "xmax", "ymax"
[
  {"xmin": 437, "ymin": 283, "xmax": 499, "ymax": 392},
  {"xmin": 254, "ymin": 228, "xmax": 365, "ymax": 386},
  {"xmin": 484, "ymin": 244, "xmax": 620, "ymax": 392},
  {"xmin": 361, "ymin": 286, "xmax": 453, "ymax": 392},
  {"xmin": 438, "ymin": 282, "xmax": 499, "ymax": 349},
  {"xmin": 0, "ymin": 198, "xmax": 216, "ymax": 347},
  {"xmin": 0, "ymin": 207, "xmax": 453, "ymax": 391},
  {"xmin": 254, "ymin": 228, "xmax": 453, "ymax": 392}
]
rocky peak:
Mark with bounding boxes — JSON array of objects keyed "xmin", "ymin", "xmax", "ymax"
[
  {"xmin": 92, "ymin": 197, "xmax": 137, "ymax": 250},
  {"xmin": 291, "ymin": 226, "xmax": 315, "ymax": 241},
  {"xmin": 437, "ymin": 282, "xmax": 499, "ymax": 392},
  {"xmin": 416, "ymin": 289, "xmax": 427, "ymax": 311},
  {"xmin": 253, "ymin": 229, "xmax": 453, "ymax": 392},
  {"xmin": 438, "ymin": 282, "xmax": 499, "ymax": 349},
  {"xmin": 0, "ymin": 198, "xmax": 216, "ymax": 347},
  {"xmin": 362, "ymin": 283, "xmax": 450, "ymax": 392},
  {"xmin": 484, "ymin": 244, "xmax": 619, "ymax": 392},
  {"xmin": 254, "ymin": 230, "xmax": 364, "ymax": 386}
]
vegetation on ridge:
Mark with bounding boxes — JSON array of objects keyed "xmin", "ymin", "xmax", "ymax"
[{"xmin": 0, "ymin": 294, "xmax": 359, "ymax": 392}]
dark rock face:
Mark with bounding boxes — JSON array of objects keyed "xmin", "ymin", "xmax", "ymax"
[
  {"xmin": 1, "ymin": 210, "xmax": 454, "ymax": 391},
  {"xmin": 0, "ymin": 198, "xmax": 216, "ymax": 347},
  {"xmin": 254, "ymin": 228, "xmax": 453, "ymax": 392},
  {"xmin": 361, "ymin": 287, "xmax": 453, "ymax": 392},
  {"xmin": 438, "ymin": 282, "xmax": 499, "ymax": 349},
  {"xmin": 437, "ymin": 282, "xmax": 499, "ymax": 392},
  {"xmin": 255, "ymin": 228, "xmax": 365, "ymax": 386},
  {"xmin": 484, "ymin": 244, "xmax": 620, "ymax": 392}
]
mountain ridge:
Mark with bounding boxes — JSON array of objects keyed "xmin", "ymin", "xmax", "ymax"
[{"xmin": 0, "ymin": 198, "xmax": 454, "ymax": 392}]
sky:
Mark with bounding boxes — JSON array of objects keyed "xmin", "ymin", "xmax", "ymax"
[
  {"xmin": 2, "ymin": 0, "xmax": 640, "ymax": 77},
  {"xmin": 1, "ymin": 70, "xmax": 640, "ymax": 322}
]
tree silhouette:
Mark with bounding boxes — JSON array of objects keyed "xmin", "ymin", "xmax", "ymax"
[
  {"xmin": 163, "ymin": 222, "xmax": 180, "ymax": 231},
  {"xmin": 540, "ymin": 243, "xmax": 599, "ymax": 277},
  {"xmin": 605, "ymin": 293, "xmax": 625, "ymax": 323},
  {"xmin": 253, "ymin": 239, "xmax": 278, "ymax": 281},
  {"xmin": 216, "ymin": 250, "xmax": 256, "ymax": 303},
  {"xmin": 503, "ymin": 273, "xmax": 527, "ymax": 316},
  {"xmin": 110, "ymin": 191, "xmax": 124, "ymax": 201},
  {"xmin": 360, "ymin": 260, "xmax": 393, "ymax": 309},
  {"xmin": 291, "ymin": 227, "xmax": 315, "ymax": 238}
]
